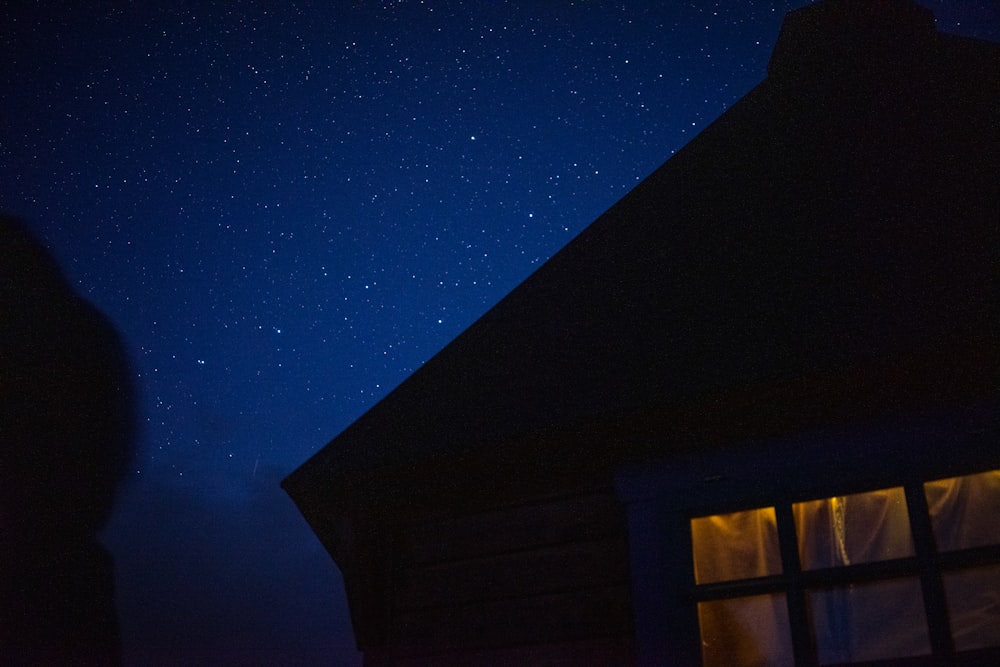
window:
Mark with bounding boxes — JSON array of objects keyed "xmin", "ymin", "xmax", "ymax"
[{"xmin": 689, "ymin": 470, "xmax": 1000, "ymax": 666}]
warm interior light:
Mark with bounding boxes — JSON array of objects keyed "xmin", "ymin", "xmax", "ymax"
[
  {"xmin": 808, "ymin": 578, "xmax": 930, "ymax": 664},
  {"xmin": 792, "ymin": 487, "xmax": 913, "ymax": 570},
  {"xmin": 691, "ymin": 507, "xmax": 780, "ymax": 585},
  {"xmin": 943, "ymin": 563, "xmax": 1000, "ymax": 651},
  {"xmin": 691, "ymin": 470, "xmax": 1000, "ymax": 661},
  {"xmin": 925, "ymin": 469, "xmax": 1000, "ymax": 651},
  {"xmin": 698, "ymin": 594, "xmax": 793, "ymax": 667},
  {"xmin": 925, "ymin": 469, "xmax": 1000, "ymax": 552}
]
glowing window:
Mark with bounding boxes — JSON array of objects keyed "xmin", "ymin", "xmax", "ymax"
[
  {"xmin": 686, "ymin": 470, "xmax": 1000, "ymax": 665},
  {"xmin": 943, "ymin": 563, "xmax": 1000, "ymax": 651},
  {"xmin": 792, "ymin": 487, "xmax": 914, "ymax": 570},
  {"xmin": 698, "ymin": 594, "xmax": 793, "ymax": 667},
  {"xmin": 691, "ymin": 507, "xmax": 781, "ymax": 584},
  {"xmin": 925, "ymin": 469, "xmax": 1000, "ymax": 552},
  {"xmin": 807, "ymin": 578, "xmax": 930, "ymax": 664}
]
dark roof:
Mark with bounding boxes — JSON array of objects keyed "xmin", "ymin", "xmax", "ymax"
[{"xmin": 284, "ymin": 0, "xmax": 999, "ymax": 512}]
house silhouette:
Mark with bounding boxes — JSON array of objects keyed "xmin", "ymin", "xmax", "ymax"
[{"xmin": 284, "ymin": 1, "xmax": 999, "ymax": 665}]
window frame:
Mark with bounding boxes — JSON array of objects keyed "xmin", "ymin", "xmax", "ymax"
[
  {"xmin": 615, "ymin": 405, "xmax": 999, "ymax": 667},
  {"xmin": 689, "ymin": 481, "xmax": 1000, "ymax": 665}
]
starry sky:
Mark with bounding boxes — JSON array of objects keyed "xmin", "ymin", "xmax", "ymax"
[{"xmin": 2, "ymin": 1, "xmax": 998, "ymax": 664}]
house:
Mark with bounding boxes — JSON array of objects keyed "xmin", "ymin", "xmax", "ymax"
[{"xmin": 283, "ymin": 1, "xmax": 999, "ymax": 665}]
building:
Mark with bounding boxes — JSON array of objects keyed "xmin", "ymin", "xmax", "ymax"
[{"xmin": 283, "ymin": 1, "xmax": 999, "ymax": 664}]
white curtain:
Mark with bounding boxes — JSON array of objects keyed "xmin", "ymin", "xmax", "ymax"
[
  {"xmin": 793, "ymin": 487, "xmax": 928, "ymax": 663},
  {"xmin": 691, "ymin": 470, "xmax": 1000, "ymax": 666}
]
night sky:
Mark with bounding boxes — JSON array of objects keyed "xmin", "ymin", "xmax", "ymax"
[{"xmin": 3, "ymin": 1, "xmax": 998, "ymax": 664}]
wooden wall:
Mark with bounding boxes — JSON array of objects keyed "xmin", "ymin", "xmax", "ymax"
[{"xmin": 374, "ymin": 489, "xmax": 634, "ymax": 665}]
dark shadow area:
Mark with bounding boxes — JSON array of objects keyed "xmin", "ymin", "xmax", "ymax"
[
  {"xmin": 283, "ymin": 0, "xmax": 998, "ymax": 662},
  {"xmin": 1, "ymin": 215, "xmax": 136, "ymax": 666}
]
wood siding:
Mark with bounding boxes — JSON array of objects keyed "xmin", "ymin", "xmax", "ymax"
[{"xmin": 384, "ymin": 489, "xmax": 633, "ymax": 662}]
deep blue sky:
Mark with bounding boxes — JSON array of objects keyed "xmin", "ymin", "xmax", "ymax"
[{"xmin": 3, "ymin": 1, "xmax": 998, "ymax": 664}]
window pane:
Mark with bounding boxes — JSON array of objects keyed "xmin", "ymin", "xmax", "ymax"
[
  {"xmin": 793, "ymin": 487, "xmax": 914, "ymax": 570},
  {"xmin": 698, "ymin": 594, "xmax": 793, "ymax": 667},
  {"xmin": 944, "ymin": 564, "xmax": 1000, "ymax": 651},
  {"xmin": 925, "ymin": 469, "xmax": 1000, "ymax": 552},
  {"xmin": 808, "ymin": 578, "xmax": 929, "ymax": 664},
  {"xmin": 691, "ymin": 507, "xmax": 780, "ymax": 584}
]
